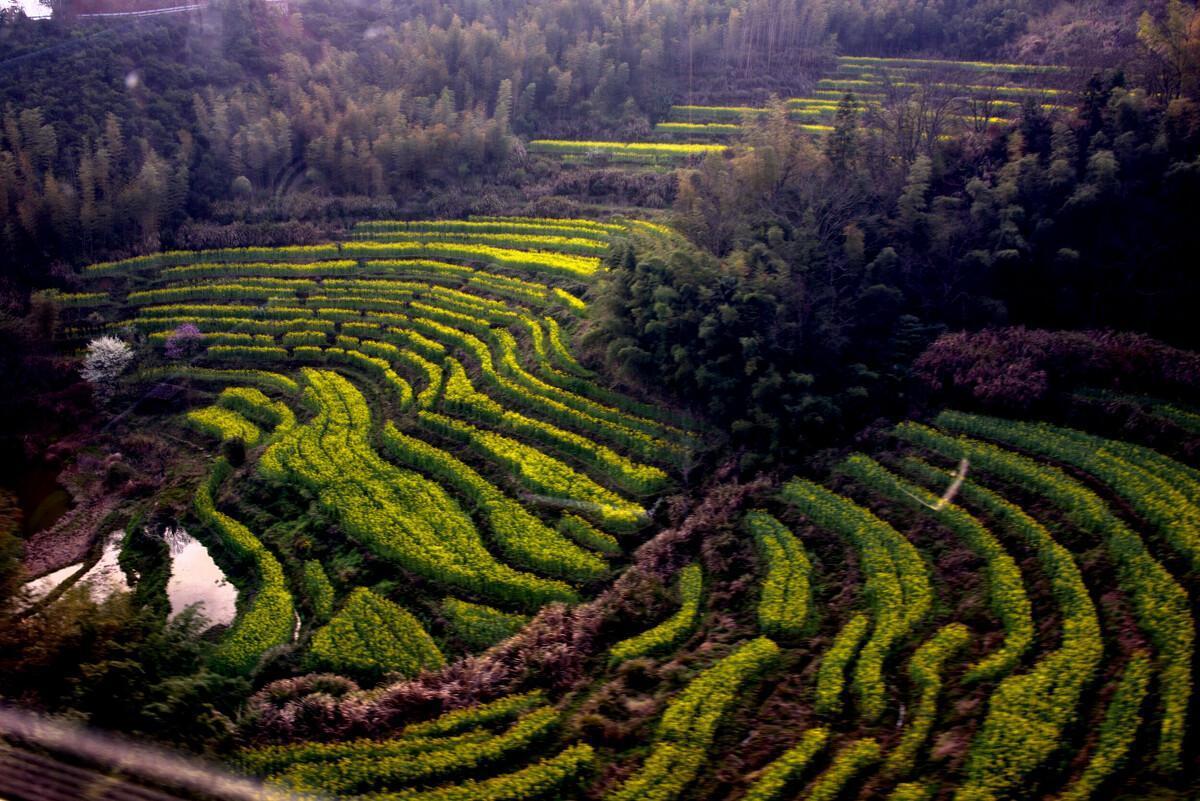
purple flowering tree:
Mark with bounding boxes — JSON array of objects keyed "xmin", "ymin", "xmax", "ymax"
[{"xmin": 164, "ymin": 323, "xmax": 203, "ymax": 360}]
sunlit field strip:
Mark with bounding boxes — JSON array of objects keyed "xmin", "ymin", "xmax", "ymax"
[
  {"xmin": 529, "ymin": 140, "xmax": 729, "ymax": 161},
  {"xmin": 837, "ymin": 55, "xmax": 1071, "ymax": 74}
]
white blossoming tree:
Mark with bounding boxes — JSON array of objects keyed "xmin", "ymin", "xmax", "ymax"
[{"xmin": 81, "ymin": 336, "xmax": 135, "ymax": 402}]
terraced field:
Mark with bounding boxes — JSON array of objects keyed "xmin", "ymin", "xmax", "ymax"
[
  {"xmin": 58, "ymin": 216, "xmax": 1198, "ymax": 799},
  {"xmin": 668, "ymin": 56, "xmax": 1071, "ymax": 141},
  {"xmin": 61, "ymin": 215, "xmax": 694, "ymax": 675}
]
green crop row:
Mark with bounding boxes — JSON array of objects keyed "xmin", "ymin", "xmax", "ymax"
[
  {"xmin": 668, "ymin": 104, "xmax": 771, "ymax": 120},
  {"xmin": 354, "ymin": 218, "xmax": 619, "ymax": 240},
  {"xmin": 288, "ymin": 344, "xmax": 414, "ymax": 408},
  {"xmin": 194, "ymin": 460, "xmax": 295, "ymax": 675},
  {"xmin": 403, "ymin": 692, "xmax": 549, "ymax": 738},
  {"xmin": 895, "ymin": 80, "xmax": 1066, "ymax": 97},
  {"xmin": 242, "ymin": 730, "xmax": 493, "ymax": 778},
  {"xmin": 240, "ymin": 692, "xmax": 551, "ymax": 779},
  {"xmin": 441, "ymin": 597, "xmax": 530, "ymax": 650},
  {"xmin": 136, "ymin": 315, "xmax": 335, "ymax": 335},
  {"xmin": 216, "ymin": 386, "xmax": 295, "ymax": 433},
  {"xmin": 356, "ymin": 231, "xmax": 609, "ymax": 256},
  {"xmin": 259, "ymin": 369, "xmax": 575, "ymax": 610},
  {"xmin": 417, "ymin": 411, "xmax": 646, "ymax": 530},
  {"xmin": 609, "ymin": 563, "xmax": 703, "ymax": 663},
  {"xmin": 654, "ymin": 122, "xmax": 741, "ymax": 136},
  {"xmin": 480, "ymin": 325, "xmax": 683, "ymax": 460},
  {"xmin": 542, "ymin": 315, "xmax": 592, "ymax": 377},
  {"xmin": 274, "ymin": 705, "xmax": 558, "ymax": 794},
  {"xmin": 438, "ymin": 358, "xmax": 668, "ymax": 494},
  {"xmin": 607, "ymin": 637, "xmax": 781, "ymax": 801},
  {"xmin": 340, "ymin": 241, "xmax": 600, "ymax": 280},
  {"xmin": 935, "ymin": 411, "xmax": 1200, "ymax": 573},
  {"xmin": 137, "ymin": 367, "xmax": 299, "ymax": 394},
  {"xmin": 149, "ymin": 330, "xmax": 276, "ymax": 348},
  {"xmin": 551, "ymin": 287, "xmax": 587, "ymax": 313},
  {"xmin": 301, "ymin": 560, "xmax": 334, "ymax": 624},
  {"xmin": 557, "ymin": 513, "xmax": 621, "ymax": 555},
  {"xmin": 185, "ymin": 405, "xmax": 262, "ymax": 445},
  {"xmin": 802, "ymin": 738, "xmax": 882, "ymax": 801},
  {"xmin": 900, "ymin": 456, "xmax": 1104, "ymax": 801},
  {"xmin": 366, "ymin": 743, "xmax": 595, "ymax": 801},
  {"xmin": 86, "ymin": 244, "xmax": 344, "ymax": 275},
  {"xmin": 139, "ymin": 302, "xmax": 322, "ymax": 319},
  {"xmin": 162, "ymin": 260, "xmax": 359, "ymax": 280},
  {"xmin": 885, "ymin": 623, "xmax": 971, "ymax": 777},
  {"xmin": 887, "ymin": 782, "xmax": 936, "ymax": 801},
  {"xmin": 781, "ymin": 479, "xmax": 933, "ymax": 720},
  {"xmin": 841, "ymin": 455, "xmax": 1031, "ymax": 682},
  {"xmin": 837, "ymin": 55, "xmax": 1070, "ymax": 74},
  {"xmin": 380, "ymin": 422, "xmax": 607, "ymax": 582},
  {"xmin": 280, "ymin": 330, "xmax": 328, "ymax": 348},
  {"xmin": 305, "ymin": 586, "xmax": 444, "ymax": 679},
  {"xmin": 742, "ymin": 728, "xmax": 829, "ymax": 801},
  {"xmin": 1155, "ymin": 402, "xmax": 1200, "ymax": 434},
  {"xmin": 469, "ymin": 214, "xmax": 627, "ymax": 233},
  {"xmin": 744, "ymin": 510, "xmax": 812, "ymax": 639},
  {"xmin": 491, "ymin": 328, "xmax": 683, "ymax": 443},
  {"xmin": 155, "ymin": 258, "xmax": 557, "ymax": 309},
  {"xmin": 1055, "ymin": 651, "xmax": 1152, "ymax": 801},
  {"xmin": 38, "ymin": 289, "xmax": 110, "ymax": 307},
  {"xmin": 129, "ymin": 284, "xmax": 280, "ymax": 305},
  {"xmin": 814, "ymin": 613, "xmax": 870, "ymax": 715},
  {"xmin": 816, "ymin": 77, "xmax": 1067, "ymax": 98},
  {"xmin": 896, "ymin": 422, "xmax": 1189, "ymax": 775},
  {"xmin": 530, "ymin": 140, "xmax": 728, "ymax": 161},
  {"xmin": 514, "ymin": 316, "xmax": 680, "ymax": 427}
]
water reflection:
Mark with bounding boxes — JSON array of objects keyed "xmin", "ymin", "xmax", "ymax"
[{"xmin": 164, "ymin": 527, "xmax": 237, "ymax": 631}]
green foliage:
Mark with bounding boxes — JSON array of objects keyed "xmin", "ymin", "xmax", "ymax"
[
  {"xmin": 742, "ymin": 728, "xmax": 830, "ymax": 801},
  {"xmin": 193, "ymin": 461, "xmax": 295, "ymax": 675},
  {"xmin": 239, "ymin": 692, "xmax": 548, "ymax": 775},
  {"xmin": 418, "ymin": 411, "xmax": 646, "ymax": 531},
  {"xmin": 935, "ymin": 411, "xmax": 1200, "ymax": 573},
  {"xmin": 185, "ymin": 406, "xmax": 262, "ymax": 446},
  {"xmin": 363, "ymin": 743, "xmax": 595, "ymax": 801},
  {"xmin": 403, "ymin": 692, "xmax": 549, "ymax": 739},
  {"xmin": 260, "ymin": 369, "xmax": 575, "ymax": 610},
  {"xmin": 341, "ymin": 241, "xmax": 600, "ymax": 280},
  {"xmin": 781, "ymin": 479, "xmax": 932, "ymax": 720},
  {"xmin": 887, "ymin": 782, "xmax": 936, "ymax": 801},
  {"xmin": 897, "ymin": 424, "xmax": 1177, "ymax": 788},
  {"xmin": 217, "ymin": 386, "xmax": 295, "ymax": 433},
  {"xmin": 441, "ymin": 597, "xmax": 530, "ymax": 650},
  {"xmin": 900, "ymin": 455, "xmax": 1106, "ymax": 799},
  {"xmin": 609, "ymin": 563, "xmax": 703, "ymax": 664},
  {"xmin": 744, "ymin": 510, "xmax": 813, "ymax": 638},
  {"xmin": 607, "ymin": 637, "xmax": 781, "ymax": 801},
  {"xmin": 840, "ymin": 455, "xmax": 1031, "ymax": 682},
  {"xmin": 530, "ymin": 140, "xmax": 728, "ymax": 162},
  {"xmin": 885, "ymin": 624, "xmax": 971, "ymax": 777},
  {"xmin": 273, "ymin": 705, "xmax": 558, "ymax": 794},
  {"xmin": 801, "ymin": 738, "xmax": 881, "ymax": 801},
  {"xmin": 380, "ymin": 422, "xmax": 607, "ymax": 582},
  {"xmin": 139, "ymin": 367, "xmax": 299, "ymax": 394},
  {"xmin": 558, "ymin": 514, "xmax": 621, "ymax": 556},
  {"xmin": 439, "ymin": 357, "xmax": 669, "ymax": 494},
  {"xmin": 1054, "ymin": 651, "xmax": 1152, "ymax": 801},
  {"xmin": 305, "ymin": 587, "xmax": 444, "ymax": 679},
  {"xmin": 814, "ymin": 614, "xmax": 871, "ymax": 716},
  {"xmin": 302, "ymin": 561, "xmax": 335, "ymax": 624},
  {"xmin": 542, "ymin": 316, "xmax": 593, "ymax": 378}
]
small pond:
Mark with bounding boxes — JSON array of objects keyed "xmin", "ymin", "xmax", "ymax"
[{"xmin": 164, "ymin": 527, "xmax": 238, "ymax": 631}]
